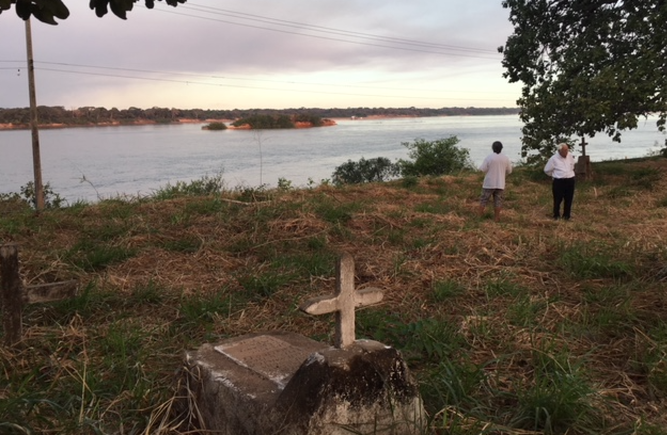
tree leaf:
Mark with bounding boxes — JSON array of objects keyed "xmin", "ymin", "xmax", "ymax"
[{"xmin": 500, "ymin": 0, "xmax": 667, "ymax": 158}]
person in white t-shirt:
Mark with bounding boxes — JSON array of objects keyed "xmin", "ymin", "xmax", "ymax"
[
  {"xmin": 544, "ymin": 143, "xmax": 576, "ymax": 220},
  {"xmin": 478, "ymin": 141, "xmax": 513, "ymax": 222}
]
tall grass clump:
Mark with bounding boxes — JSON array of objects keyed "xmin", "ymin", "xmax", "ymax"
[
  {"xmin": 557, "ymin": 241, "xmax": 634, "ymax": 280},
  {"xmin": 151, "ymin": 173, "xmax": 226, "ymax": 200},
  {"xmin": 420, "ymin": 358, "xmax": 485, "ymax": 415},
  {"xmin": 65, "ymin": 238, "xmax": 136, "ymax": 271},
  {"xmin": 430, "ymin": 279, "xmax": 466, "ymax": 301},
  {"xmin": 357, "ymin": 310, "xmax": 463, "ymax": 364},
  {"xmin": 511, "ymin": 345, "xmax": 599, "ymax": 433},
  {"xmin": 311, "ymin": 194, "xmax": 363, "ymax": 224}
]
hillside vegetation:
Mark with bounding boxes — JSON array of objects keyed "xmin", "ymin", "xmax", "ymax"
[{"xmin": 1, "ymin": 158, "xmax": 667, "ymax": 434}]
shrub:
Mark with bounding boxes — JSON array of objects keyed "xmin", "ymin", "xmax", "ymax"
[
  {"xmin": 398, "ymin": 136, "xmax": 473, "ymax": 177},
  {"xmin": 203, "ymin": 122, "xmax": 227, "ymax": 130},
  {"xmin": 331, "ymin": 157, "xmax": 400, "ymax": 185},
  {"xmin": 0, "ymin": 181, "xmax": 65, "ymax": 209},
  {"xmin": 277, "ymin": 177, "xmax": 293, "ymax": 191}
]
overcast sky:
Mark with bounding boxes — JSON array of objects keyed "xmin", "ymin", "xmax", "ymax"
[{"xmin": 0, "ymin": 0, "xmax": 522, "ymax": 110}]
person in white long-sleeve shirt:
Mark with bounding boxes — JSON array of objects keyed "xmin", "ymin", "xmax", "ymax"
[
  {"xmin": 544, "ymin": 143, "xmax": 576, "ymax": 220},
  {"xmin": 478, "ymin": 141, "xmax": 512, "ymax": 222}
]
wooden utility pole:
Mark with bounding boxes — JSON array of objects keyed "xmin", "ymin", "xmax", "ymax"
[{"xmin": 25, "ymin": 18, "xmax": 45, "ymax": 211}]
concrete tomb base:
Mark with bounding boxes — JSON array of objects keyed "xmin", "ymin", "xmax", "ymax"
[{"xmin": 181, "ymin": 331, "xmax": 425, "ymax": 435}]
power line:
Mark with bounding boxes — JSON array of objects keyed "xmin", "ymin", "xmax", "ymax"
[
  {"xmin": 26, "ymin": 60, "xmax": 515, "ymax": 96},
  {"xmin": 1, "ymin": 4, "xmax": 517, "ymax": 106},
  {"xmin": 180, "ymin": 3, "xmax": 497, "ymax": 55},
  {"xmin": 32, "ymin": 66, "xmax": 514, "ymax": 102},
  {"xmin": 152, "ymin": 5, "xmax": 500, "ymax": 60}
]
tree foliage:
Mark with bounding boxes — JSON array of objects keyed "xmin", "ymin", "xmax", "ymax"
[
  {"xmin": 331, "ymin": 157, "xmax": 400, "ymax": 186},
  {"xmin": 398, "ymin": 136, "xmax": 473, "ymax": 177},
  {"xmin": 293, "ymin": 113, "xmax": 324, "ymax": 127},
  {"xmin": 0, "ymin": 0, "xmax": 186, "ymax": 24},
  {"xmin": 231, "ymin": 114, "xmax": 295, "ymax": 129},
  {"xmin": 203, "ymin": 122, "xmax": 227, "ymax": 131},
  {"xmin": 500, "ymin": 0, "xmax": 667, "ymax": 158},
  {"xmin": 230, "ymin": 113, "xmax": 327, "ymax": 129}
]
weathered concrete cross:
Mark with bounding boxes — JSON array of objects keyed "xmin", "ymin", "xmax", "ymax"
[{"xmin": 299, "ymin": 254, "xmax": 383, "ymax": 349}]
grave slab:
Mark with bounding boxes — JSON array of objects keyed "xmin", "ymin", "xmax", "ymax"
[
  {"xmin": 182, "ymin": 331, "xmax": 324, "ymax": 435},
  {"xmin": 179, "ymin": 254, "xmax": 425, "ymax": 434},
  {"xmin": 266, "ymin": 339, "xmax": 425, "ymax": 435},
  {"xmin": 183, "ymin": 332, "xmax": 425, "ymax": 435}
]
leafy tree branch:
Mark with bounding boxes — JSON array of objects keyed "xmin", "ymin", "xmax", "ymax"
[
  {"xmin": 0, "ymin": 0, "xmax": 186, "ymax": 24},
  {"xmin": 500, "ymin": 0, "xmax": 667, "ymax": 159}
]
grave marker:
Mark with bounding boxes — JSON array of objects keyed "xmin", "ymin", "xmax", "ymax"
[
  {"xmin": 1, "ymin": 244, "xmax": 23, "ymax": 346},
  {"xmin": 299, "ymin": 253, "xmax": 383, "ymax": 348},
  {"xmin": 181, "ymin": 254, "xmax": 424, "ymax": 434},
  {"xmin": 1, "ymin": 244, "xmax": 78, "ymax": 346},
  {"xmin": 575, "ymin": 136, "xmax": 592, "ymax": 180}
]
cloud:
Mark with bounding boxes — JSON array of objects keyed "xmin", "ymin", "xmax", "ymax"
[{"xmin": 0, "ymin": 0, "xmax": 520, "ymax": 109}]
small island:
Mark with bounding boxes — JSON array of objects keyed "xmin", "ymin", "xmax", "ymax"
[
  {"xmin": 201, "ymin": 122, "xmax": 228, "ymax": 131},
  {"xmin": 202, "ymin": 113, "xmax": 336, "ymax": 131}
]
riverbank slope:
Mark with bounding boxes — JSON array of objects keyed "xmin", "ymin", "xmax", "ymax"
[{"xmin": 2, "ymin": 157, "xmax": 666, "ymax": 434}]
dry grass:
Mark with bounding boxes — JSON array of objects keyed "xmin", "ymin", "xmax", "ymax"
[{"xmin": 2, "ymin": 157, "xmax": 667, "ymax": 434}]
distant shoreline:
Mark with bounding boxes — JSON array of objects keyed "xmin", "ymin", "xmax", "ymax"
[
  {"xmin": 0, "ymin": 113, "xmax": 517, "ymax": 131},
  {"xmin": 0, "ymin": 118, "xmax": 228, "ymax": 131}
]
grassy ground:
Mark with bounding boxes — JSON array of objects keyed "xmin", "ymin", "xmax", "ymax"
[{"xmin": 2, "ymin": 157, "xmax": 667, "ymax": 434}]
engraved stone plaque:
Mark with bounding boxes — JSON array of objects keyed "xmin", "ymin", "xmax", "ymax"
[{"xmin": 215, "ymin": 335, "xmax": 314, "ymax": 385}]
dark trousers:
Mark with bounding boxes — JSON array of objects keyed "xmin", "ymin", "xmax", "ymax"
[{"xmin": 552, "ymin": 177, "xmax": 575, "ymax": 219}]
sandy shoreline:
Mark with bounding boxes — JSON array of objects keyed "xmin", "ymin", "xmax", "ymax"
[
  {"xmin": 0, "ymin": 114, "xmax": 440, "ymax": 131},
  {"xmin": 0, "ymin": 117, "xmax": 345, "ymax": 131}
]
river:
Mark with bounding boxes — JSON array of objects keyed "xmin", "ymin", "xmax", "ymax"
[{"xmin": 1, "ymin": 115, "xmax": 664, "ymax": 204}]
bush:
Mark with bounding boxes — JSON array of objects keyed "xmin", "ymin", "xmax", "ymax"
[
  {"xmin": 0, "ymin": 181, "xmax": 65, "ymax": 209},
  {"xmin": 398, "ymin": 136, "xmax": 473, "ymax": 177},
  {"xmin": 203, "ymin": 122, "xmax": 227, "ymax": 130},
  {"xmin": 331, "ymin": 157, "xmax": 400, "ymax": 186}
]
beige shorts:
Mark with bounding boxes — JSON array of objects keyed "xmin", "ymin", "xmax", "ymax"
[{"xmin": 480, "ymin": 188, "xmax": 504, "ymax": 208}]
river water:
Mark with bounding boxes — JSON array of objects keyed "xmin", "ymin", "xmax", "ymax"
[{"xmin": 1, "ymin": 115, "xmax": 664, "ymax": 204}]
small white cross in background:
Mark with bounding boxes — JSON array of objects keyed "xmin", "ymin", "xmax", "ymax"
[{"xmin": 299, "ymin": 253, "xmax": 384, "ymax": 349}]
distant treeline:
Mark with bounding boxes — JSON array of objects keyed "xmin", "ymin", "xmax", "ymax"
[{"xmin": 0, "ymin": 105, "xmax": 519, "ymax": 128}]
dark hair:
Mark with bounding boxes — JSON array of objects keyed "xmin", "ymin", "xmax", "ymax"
[{"xmin": 492, "ymin": 141, "xmax": 503, "ymax": 154}]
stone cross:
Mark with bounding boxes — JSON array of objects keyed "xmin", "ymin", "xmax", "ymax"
[
  {"xmin": 299, "ymin": 254, "xmax": 383, "ymax": 349},
  {"xmin": 580, "ymin": 136, "xmax": 588, "ymax": 157},
  {"xmin": 575, "ymin": 136, "xmax": 592, "ymax": 180}
]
